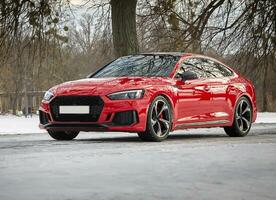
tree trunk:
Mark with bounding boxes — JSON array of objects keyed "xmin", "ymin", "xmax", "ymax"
[
  {"xmin": 11, "ymin": 94, "xmax": 17, "ymax": 115},
  {"xmin": 262, "ymin": 65, "xmax": 268, "ymax": 111},
  {"xmin": 111, "ymin": 0, "xmax": 138, "ymax": 58},
  {"xmin": 23, "ymin": 65, "xmax": 29, "ymax": 117}
]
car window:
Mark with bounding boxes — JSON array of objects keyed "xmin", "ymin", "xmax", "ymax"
[
  {"xmin": 176, "ymin": 58, "xmax": 207, "ymax": 79},
  {"xmin": 216, "ymin": 63, "xmax": 234, "ymax": 77},
  {"xmin": 201, "ymin": 59, "xmax": 234, "ymax": 78},
  {"xmin": 92, "ymin": 55, "xmax": 180, "ymax": 78}
]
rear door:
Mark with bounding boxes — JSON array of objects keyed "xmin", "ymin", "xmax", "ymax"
[{"xmin": 200, "ymin": 58, "xmax": 234, "ymax": 122}]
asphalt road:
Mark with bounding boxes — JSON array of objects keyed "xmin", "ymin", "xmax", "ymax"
[{"xmin": 1, "ymin": 124, "xmax": 276, "ymax": 200}]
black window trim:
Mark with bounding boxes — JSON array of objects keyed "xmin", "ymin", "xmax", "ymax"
[
  {"xmin": 174, "ymin": 57, "xmax": 209, "ymax": 80},
  {"xmin": 173, "ymin": 55, "xmax": 236, "ymax": 80}
]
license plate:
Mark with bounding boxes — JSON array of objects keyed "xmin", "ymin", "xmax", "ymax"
[{"xmin": 59, "ymin": 106, "xmax": 90, "ymax": 114}]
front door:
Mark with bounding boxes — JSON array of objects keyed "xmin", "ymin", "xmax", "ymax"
[{"xmin": 174, "ymin": 57, "xmax": 213, "ymax": 126}]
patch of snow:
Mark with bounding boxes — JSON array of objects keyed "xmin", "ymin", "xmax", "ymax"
[
  {"xmin": 0, "ymin": 112, "xmax": 276, "ymax": 135},
  {"xmin": 255, "ymin": 112, "xmax": 276, "ymax": 124},
  {"xmin": 0, "ymin": 115, "xmax": 45, "ymax": 135}
]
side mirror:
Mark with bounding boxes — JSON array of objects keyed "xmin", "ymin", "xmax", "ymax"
[{"xmin": 177, "ymin": 71, "xmax": 198, "ymax": 82}]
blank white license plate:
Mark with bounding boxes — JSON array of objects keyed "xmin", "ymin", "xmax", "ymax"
[{"xmin": 59, "ymin": 106, "xmax": 90, "ymax": 114}]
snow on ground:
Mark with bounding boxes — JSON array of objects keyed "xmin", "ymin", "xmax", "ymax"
[
  {"xmin": 0, "ymin": 115, "xmax": 46, "ymax": 135},
  {"xmin": 255, "ymin": 112, "xmax": 276, "ymax": 123},
  {"xmin": 0, "ymin": 112, "xmax": 276, "ymax": 135}
]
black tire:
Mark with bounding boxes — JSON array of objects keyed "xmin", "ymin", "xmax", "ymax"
[
  {"xmin": 224, "ymin": 97, "xmax": 252, "ymax": 137},
  {"xmin": 47, "ymin": 130, "xmax": 79, "ymax": 140},
  {"xmin": 138, "ymin": 96, "xmax": 172, "ymax": 142}
]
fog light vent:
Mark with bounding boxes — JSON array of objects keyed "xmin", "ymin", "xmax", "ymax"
[
  {"xmin": 112, "ymin": 110, "xmax": 138, "ymax": 126},
  {"xmin": 39, "ymin": 111, "xmax": 49, "ymax": 125}
]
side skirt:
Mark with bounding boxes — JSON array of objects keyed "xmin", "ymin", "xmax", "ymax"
[{"xmin": 175, "ymin": 120, "xmax": 230, "ymax": 129}]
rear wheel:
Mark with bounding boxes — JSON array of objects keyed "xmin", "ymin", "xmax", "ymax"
[
  {"xmin": 47, "ymin": 130, "xmax": 79, "ymax": 140},
  {"xmin": 138, "ymin": 96, "xmax": 172, "ymax": 142},
  {"xmin": 224, "ymin": 97, "xmax": 252, "ymax": 137}
]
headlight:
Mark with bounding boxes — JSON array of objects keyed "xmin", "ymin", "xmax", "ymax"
[
  {"xmin": 43, "ymin": 90, "xmax": 54, "ymax": 101},
  {"xmin": 107, "ymin": 89, "xmax": 144, "ymax": 100}
]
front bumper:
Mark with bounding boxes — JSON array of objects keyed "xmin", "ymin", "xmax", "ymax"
[{"xmin": 39, "ymin": 95, "xmax": 149, "ymax": 132}]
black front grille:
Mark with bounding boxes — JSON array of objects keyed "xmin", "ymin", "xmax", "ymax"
[{"xmin": 50, "ymin": 96, "xmax": 104, "ymax": 122}]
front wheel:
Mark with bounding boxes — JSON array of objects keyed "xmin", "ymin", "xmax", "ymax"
[
  {"xmin": 224, "ymin": 97, "xmax": 252, "ymax": 137},
  {"xmin": 138, "ymin": 96, "xmax": 172, "ymax": 142},
  {"xmin": 47, "ymin": 130, "xmax": 79, "ymax": 140}
]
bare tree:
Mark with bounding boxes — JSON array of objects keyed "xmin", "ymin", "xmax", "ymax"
[{"xmin": 111, "ymin": 0, "xmax": 139, "ymax": 57}]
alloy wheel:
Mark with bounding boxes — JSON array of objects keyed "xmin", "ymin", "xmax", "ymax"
[
  {"xmin": 236, "ymin": 99, "xmax": 252, "ymax": 132},
  {"xmin": 151, "ymin": 99, "xmax": 171, "ymax": 136}
]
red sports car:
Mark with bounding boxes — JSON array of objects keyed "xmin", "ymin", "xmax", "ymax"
[{"xmin": 39, "ymin": 53, "xmax": 257, "ymax": 141}]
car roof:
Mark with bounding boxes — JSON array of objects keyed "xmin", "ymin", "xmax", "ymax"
[
  {"xmin": 138, "ymin": 52, "xmax": 225, "ymax": 64},
  {"xmin": 139, "ymin": 52, "xmax": 191, "ymax": 57},
  {"xmin": 137, "ymin": 52, "xmax": 234, "ymax": 72}
]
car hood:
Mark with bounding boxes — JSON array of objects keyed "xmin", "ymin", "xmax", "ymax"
[{"xmin": 52, "ymin": 77, "xmax": 175, "ymax": 96}]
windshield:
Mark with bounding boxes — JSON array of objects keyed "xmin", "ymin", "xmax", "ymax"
[{"xmin": 92, "ymin": 55, "xmax": 180, "ymax": 78}]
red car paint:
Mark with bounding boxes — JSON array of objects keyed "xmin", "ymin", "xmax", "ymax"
[{"xmin": 39, "ymin": 53, "xmax": 257, "ymax": 132}]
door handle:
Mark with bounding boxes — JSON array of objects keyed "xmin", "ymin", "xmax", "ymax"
[{"xmin": 204, "ymin": 86, "xmax": 210, "ymax": 91}]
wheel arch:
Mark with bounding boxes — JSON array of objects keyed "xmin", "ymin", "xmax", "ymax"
[
  {"xmin": 240, "ymin": 94, "xmax": 253, "ymax": 109},
  {"xmin": 231, "ymin": 93, "xmax": 254, "ymax": 124},
  {"xmin": 235, "ymin": 93, "xmax": 254, "ymax": 111}
]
